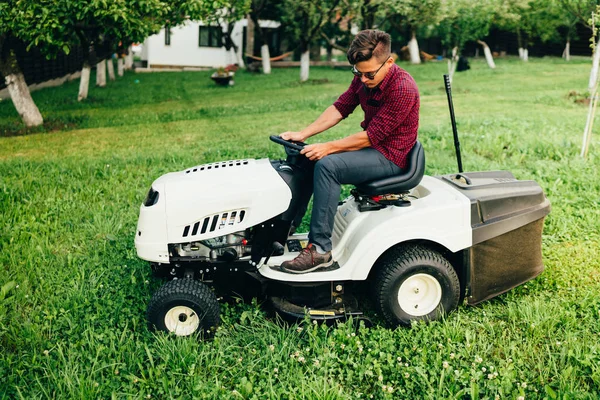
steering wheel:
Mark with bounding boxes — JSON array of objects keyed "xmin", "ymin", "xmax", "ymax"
[{"xmin": 269, "ymin": 135, "xmax": 306, "ymax": 152}]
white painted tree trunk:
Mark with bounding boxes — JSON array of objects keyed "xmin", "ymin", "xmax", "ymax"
[
  {"xmin": 447, "ymin": 47, "xmax": 458, "ymax": 84},
  {"xmin": 581, "ymin": 91, "xmax": 597, "ymax": 157},
  {"xmin": 107, "ymin": 58, "xmax": 115, "ymax": 81},
  {"xmin": 518, "ymin": 48, "xmax": 524, "ymax": 60},
  {"xmin": 125, "ymin": 46, "xmax": 134, "ymax": 70},
  {"xmin": 5, "ymin": 72, "xmax": 43, "ymax": 127},
  {"xmin": 96, "ymin": 60, "xmax": 106, "ymax": 87},
  {"xmin": 232, "ymin": 47, "xmax": 245, "ymax": 68},
  {"xmin": 300, "ymin": 50, "xmax": 310, "ymax": 82},
  {"xmin": 563, "ymin": 40, "xmax": 571, "ymax": 61},
  {"xmin": 477, "ymin": 40, "xmax": 495, "ymax": 69},
  {"xmin": 589, "ymin": 37, "xmax": 600, "ymax": 92},
  {"xmin": 408, "ymin": 33, "xmax": 421, "ymax": 64},
  {"xmin": 522, "ymin": 49, "xmax": 528, "ymax": 62},
  {"xmin": 117, "ymin": 58, "xmax": 124, "ymax": 76},
  {"xmin": 78, "ymin": 64, "xmax": 91, "ymax": 101},
  {"xmin": 261, "ymin": 45, "xmax": 271, "ymax": 74}
]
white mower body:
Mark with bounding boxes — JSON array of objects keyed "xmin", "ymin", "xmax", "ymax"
[{"xmin": 135, "ymin": 158, "xmax": 473, "ymax": 282}]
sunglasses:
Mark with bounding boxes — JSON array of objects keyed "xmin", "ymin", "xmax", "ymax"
[{"xmin": 351, "ymin": 58, "xmax": 389, "ymax": 80}]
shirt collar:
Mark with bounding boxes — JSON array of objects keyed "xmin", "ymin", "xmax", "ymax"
[{"xmin": 377, "ymin": 63, "xmax": 399, "ymax": 92}]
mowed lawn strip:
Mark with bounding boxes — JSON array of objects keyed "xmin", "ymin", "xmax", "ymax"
[{"xmin": 0, "ymin": 58, "xmax": 599, "ymax": 399}]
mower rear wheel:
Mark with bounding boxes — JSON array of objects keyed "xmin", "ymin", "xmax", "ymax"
[
  {"xmin": 373, "ymin": 245, "xmax": 460, "ymax": 327},
  {"xmin": 147, "ymin": 279, "xmax": 220, "ymax": 338}
]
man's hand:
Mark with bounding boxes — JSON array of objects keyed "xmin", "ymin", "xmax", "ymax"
[
  {"xmin": 280, "ymin": 131, "xmax": 307, "ymax": 142},
  {"xmin": 301, "ymin": 143, "xmax": 334, "ymax": 161}
]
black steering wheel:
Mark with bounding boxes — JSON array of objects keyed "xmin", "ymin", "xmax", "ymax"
[{"xmin": 269, "ymin": 135, "xmax": 306, "ymax": 151}]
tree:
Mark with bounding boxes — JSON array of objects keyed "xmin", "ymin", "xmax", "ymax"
[
  {"xmin": 437, "ymin": 0, "xmax": 497, "ymax": 81},
  {"xmin": 280, "ymin": 0, "xmax": 344, "ymax": 81},
  {"xmin": 205, "ymin": 0, "xmax": 252, "ymax": 67},
  {"xmin": 249, "ymin": 0, "xmax": 280, "ymax": 74},
  {"xmin": 319, "ymin": 0, "xmax": 362, "ymax": 62},
  {"xmin": 559, "ymin": 0, "xmax": 600, "ymax": 91},
  {"xmin": 0, "ymin": 0, "xmax": 57, "ymax": 127},
  {"xmin": 360, "ymin": 0, "xmax": 380, "ymax": 29},
  {"xmin": 389, "ymin": 0, "xmax": 446, "ymax": 64}
]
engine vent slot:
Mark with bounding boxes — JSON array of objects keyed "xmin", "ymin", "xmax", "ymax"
[
  {"xmin": 185, "ymin": 159, "xmax": 250, "ymax": 174},
  {"xmin": 201, "ymin": 217, "xmax": 210, "ymax": 234},
  {"xmin": 191, "ymin": 222, "xmax": 200, "ymax": 236}
]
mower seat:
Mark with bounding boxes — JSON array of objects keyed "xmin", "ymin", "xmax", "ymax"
[{"xmin": 355, "ymin": 141, "xmax": 425, "ymax": 196}]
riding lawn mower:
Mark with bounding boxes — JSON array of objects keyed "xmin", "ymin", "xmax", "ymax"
[{"xmin": 134, "ymin": 76, "xmax": 551, "ymax": 336}]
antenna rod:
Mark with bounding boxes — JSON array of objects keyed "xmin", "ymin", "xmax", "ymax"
[{"xmin": 443, "ymin": 74, "xmax": 463, "ymax": 173}]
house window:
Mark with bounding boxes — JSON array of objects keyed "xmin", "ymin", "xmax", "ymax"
[
  {"xmin": 165, "ymin": 26, "xmax": 171, "ymax": 46},
  {"xmin": 199, "ymin": 26, "xmax": 222, "ymax": 48}
]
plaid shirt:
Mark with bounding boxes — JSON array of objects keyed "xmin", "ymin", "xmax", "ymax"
[{"xmin": 333, "ymin": 64, "xmax": 420, "ymax": 169}]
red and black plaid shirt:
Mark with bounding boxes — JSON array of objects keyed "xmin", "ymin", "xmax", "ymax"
[{"xmin": 333, "ymin": 64, "xmax": 420, "ymax": 169}]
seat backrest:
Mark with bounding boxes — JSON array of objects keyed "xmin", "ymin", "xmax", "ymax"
[{"xmin": 355, "ymin": 141, "xmax": 425, "ymax": 196}]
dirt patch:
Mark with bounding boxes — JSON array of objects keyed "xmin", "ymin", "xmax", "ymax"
[
  {"xmin": 0, "ymin": 116, "xmax": 86, "ymax": 137},
  {"xmin": 567, "ymin": 90, "xmax": 590, "ymax": 106}
]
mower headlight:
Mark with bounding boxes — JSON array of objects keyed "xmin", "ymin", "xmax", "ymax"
[{"xmin": 144, "ymin": 187, "xmax": 159, "ymax": 207}]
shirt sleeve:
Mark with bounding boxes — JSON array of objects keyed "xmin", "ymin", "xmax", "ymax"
[
  {"xmin": 366, "ymin": 81, "xmax": 419, "ymax": 146},
  {"xmin": 333, "ymin": 77, "xmax": 361, "ymax": 119}
]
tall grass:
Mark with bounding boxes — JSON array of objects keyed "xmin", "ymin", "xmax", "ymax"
[{"xmin": 0, "ymin": 57, "xmax": 599, "ymax": 399}]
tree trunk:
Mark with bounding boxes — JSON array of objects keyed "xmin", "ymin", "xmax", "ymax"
[
  {"xmin": 107, "ymin": 58, "xmax": 115, "ymax": 81},
  {"xmin": 96, "ymin": 59, "xmax": 106, "ymax": 87},
  {"xmin": 563, "ymin": 40, "xmax": 571, "ymax": 61},
  {"xmin": 447, "ymin": 47, "xmax": 458, "ymax": 84},
  {"xmin": 125, "ymin": 46, "xmax": 133, "ymax": 70},
  {"xmin": 0, "ymin": 49, "xmax": 43, "ymax": 127},
  {"xmin": 246, "ymin": 15, "xmax": 255, "ymax": 60},
  {"xmin": 261, "ymin": 44, "xmax": 271, "ymax": 74},
  {"xmin": 589, "ymin": 37, "xmax": 600, "ymax": 92},
  {"xmin": 581, "ymin": 92, "xmax": 597, "ymax": 158},
  {"xmin": 300, "ymin": 50, "xmax": 310, "ymax": 82},
  {"xmin": 117, "ymin": 58, "xmax": 124, "ymax": 76},
  {"xmin": 477, "ymin": 40, "xmax": 495, "ymax": 69},
  {"xmin": 78, "ymin": 61, "xmax": 91, "ymax": 101},
  {"xmin": 408, "ymin": 32, "xmax": 421, "ymax": 64},
  {"xmin": 326, "ymin": 45, "xmax": 333, "ymax": 63},
  {"xmin": 517, "ymin": 29, "xmax": 523, "ymax": 60}
]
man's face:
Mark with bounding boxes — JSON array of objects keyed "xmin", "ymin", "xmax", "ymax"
[{"xmin": 353, "ymin": 56, "xmax": 394, "ymax": 89}]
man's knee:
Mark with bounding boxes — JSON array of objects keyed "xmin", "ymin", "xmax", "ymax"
[{"xmin": 314, "ymin": 155, "xmax": 342, "ymax": 177}]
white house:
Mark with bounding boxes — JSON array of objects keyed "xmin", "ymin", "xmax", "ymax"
[{"xmin": 141, "ymin": 19, "xmax": 281, "ymax": 69}]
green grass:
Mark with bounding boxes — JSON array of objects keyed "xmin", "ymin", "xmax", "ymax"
[{"xmin": 1, "ymin": 57, "xmax": 599, "ymax": 399}]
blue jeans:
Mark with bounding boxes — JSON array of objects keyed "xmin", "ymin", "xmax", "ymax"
[{"xmin": 305, "ymin": 148, "xmax": 403, "ymax": 252}]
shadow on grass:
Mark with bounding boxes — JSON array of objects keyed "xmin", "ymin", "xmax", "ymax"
[{"xmin": 0, "ymin": 114, "xmax": 88, "ymax": 137}]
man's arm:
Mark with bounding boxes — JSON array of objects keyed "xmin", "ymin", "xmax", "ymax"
[
  {"xmin": 301, "ymin": 131, "xmax": 371, "ymax": 161},
  {"xmin": 280, "ymin": 105, "xmax": 344, "ymax": 142}
]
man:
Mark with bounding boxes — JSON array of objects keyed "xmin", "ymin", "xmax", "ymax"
[{"xmin": 279, "ymin": 29, "xmax": 420, "ymax": 274}]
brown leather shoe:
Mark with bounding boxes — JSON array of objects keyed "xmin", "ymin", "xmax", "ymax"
[{"xmin": 280, "ymin": 244, "xmax": 333, "ymax": 274}]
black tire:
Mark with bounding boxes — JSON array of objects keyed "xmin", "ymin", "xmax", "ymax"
[
  {"xmin": 147, "ymin": 279, "xmax": 220, "ymax": 338},
  {"xmin": 373, "ymin": 245, "xmax": 460, "ymax": 327}
]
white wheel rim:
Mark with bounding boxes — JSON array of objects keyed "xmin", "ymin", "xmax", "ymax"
[
  {"xmin": 164, "ymin": 306, "xmax": 200, "ymax": 336},
  {"xmin": 397, "ymin": 273, "xmax": 442, "ymax": 317}
]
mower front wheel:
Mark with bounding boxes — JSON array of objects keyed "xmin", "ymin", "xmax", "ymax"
[
  {"xmin": 147, "ymin": 279, "xmax": 220, "ymax": 338},
  {"xmin": 373, "ymin": 245, "xmax": 460, "ymax": 327}
]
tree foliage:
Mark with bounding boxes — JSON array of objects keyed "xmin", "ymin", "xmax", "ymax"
[
  {"xmin": 437, "ymin": 0, "xmax": 497, "ymax": 53},
  {"xmin": 389, "ymin": 0, "xmax": 446, "ymax": 34},
  {"xmin": 279, "ymin": 0, "xmax": 346, "ymax": 52}
]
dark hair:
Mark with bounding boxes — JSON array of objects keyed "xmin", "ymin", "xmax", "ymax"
[{"xmin": 347, "ymin": 30, "xmax": 391, "ymax": 65}]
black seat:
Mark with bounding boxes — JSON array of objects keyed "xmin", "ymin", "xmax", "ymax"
[{"xmin": 355, "ymin": 141, "xmax": 425, "ymax": 196}]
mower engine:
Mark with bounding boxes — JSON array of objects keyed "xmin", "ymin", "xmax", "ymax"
[{"xmin": 170, "ymin": 231, "xmax": 250, "ymax": 262}]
